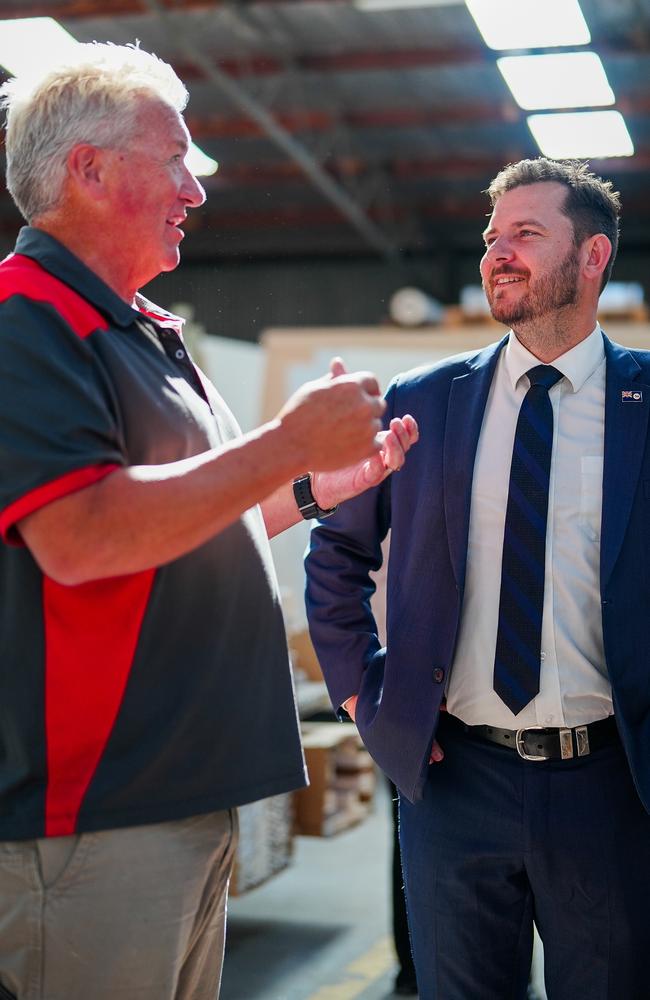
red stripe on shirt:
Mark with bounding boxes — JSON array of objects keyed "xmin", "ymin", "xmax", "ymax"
[
  {"xmin": 0, "ymin": 254, "xmax": 109, "ymax": 338},
  {"xmin": 43, "ymin": 568, "xmax": 156, "ymax": 837},
  {"xmin": 0, "ymin": 464, "xmax": 120, "ymax": 546}
]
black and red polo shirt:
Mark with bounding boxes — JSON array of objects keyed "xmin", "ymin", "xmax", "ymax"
[{"xmin": 0, "ymin": 227, "xmax": 306, "ymax": 840}]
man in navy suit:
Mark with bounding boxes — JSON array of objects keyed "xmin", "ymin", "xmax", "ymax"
[{"xmin": 306, "ymin": 158, "xmax": 650, "ymax": 999}]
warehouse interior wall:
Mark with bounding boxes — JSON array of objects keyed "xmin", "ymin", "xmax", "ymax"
[{"xmin": 143, "ymin": 247, "xmax": 650, "ymax": 344}]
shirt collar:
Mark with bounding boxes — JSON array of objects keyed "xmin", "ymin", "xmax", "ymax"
[
  {"xmin": 14, "ymin": 226, "xmax": 171, "ymax": 330},
  {"xmin": 134, "ymin": 293, "xmax": 186, "ymax": 336},
  {"xmin": 504, "ymin": 324, "xmax": 605, "ymax": 394}
]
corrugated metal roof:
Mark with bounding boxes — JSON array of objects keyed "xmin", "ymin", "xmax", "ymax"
[{"xmin": 0, "ymin": 0, "xmax": 648, "ymax": 259}]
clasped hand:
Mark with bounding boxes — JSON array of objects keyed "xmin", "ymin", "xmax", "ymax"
[{"xmin": 311, "ymin": 358, "xmax": 419, "ymax": 510}]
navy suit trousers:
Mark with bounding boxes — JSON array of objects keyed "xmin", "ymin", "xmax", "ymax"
[{"xmin": 399, "ymin": 712, "xmax": 650, "ymax": 1000}]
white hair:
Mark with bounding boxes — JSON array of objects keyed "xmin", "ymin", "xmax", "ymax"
[{"xmin": 0, "ymin": 42, "xmax": 189, "ymax": 222}]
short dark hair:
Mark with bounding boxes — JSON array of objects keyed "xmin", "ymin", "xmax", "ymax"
[{"xmin": 486, "ymin": 158, "xmax": 621, "ymax": 289}]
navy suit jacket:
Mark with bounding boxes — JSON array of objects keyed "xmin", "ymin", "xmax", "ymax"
[{"xmin": 306, "ymin": 332, "xmax": 650, "ymax": 806}]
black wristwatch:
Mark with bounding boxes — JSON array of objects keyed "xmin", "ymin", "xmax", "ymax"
[{"xmin": 292, "ymin": 473, "xmax": 339, "ymax": 520}]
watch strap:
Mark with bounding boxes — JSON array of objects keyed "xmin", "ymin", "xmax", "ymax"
[{"xmin": 293, "ymin": 473, "xmax": 338, "ymax": 520}]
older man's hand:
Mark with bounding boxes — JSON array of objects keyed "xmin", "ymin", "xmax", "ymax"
[
  {"xmin": 309, "ymin": 359, "xmax": 419, "ymax": 509},
  {"xmin": 276, "ymin": 357, "xmax": 386, "ymax": 472}
]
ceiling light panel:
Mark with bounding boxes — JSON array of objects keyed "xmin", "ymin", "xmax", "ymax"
[
  {"xmin": 0, "ymin": 17, "xmax": 218, "ymax": 177},
  {"xmin": 465, "ymin": 0, "xmax": 591, "ymax": 50},
  {"xmin": 527, "ymin": 111, "xmax": 634, "ymax": 159},
  {"xmin": 356, "ymin": 0, "xmax": 464, "ymax": 10},
  {"xmin": 497, "ymin": 52, "xmax": 615, "ymax": 110},
  {"xmin": 186, "ymin": 144, "xmax": 219, "ymax": 178},
  {"xmin": 0, "ymin": 17, "xmax": 78, "ymax": 77}
]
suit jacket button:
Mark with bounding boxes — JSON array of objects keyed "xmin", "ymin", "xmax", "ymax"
[{"xmin": 433, "ymin": 668, "xmax": 445, "ymax": 684}]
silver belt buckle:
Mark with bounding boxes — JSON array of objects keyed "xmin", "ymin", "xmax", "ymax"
[
  {"xmin": 559, "ymin": 727, "xmax": 574, "ymax": 759},
  {"xmin": 575, "ymin": 725, "xmax": 590, "ymax": 756},
  {"xmin": 515, "ymin": 726, "xmax": 547, "ymax": 761}
]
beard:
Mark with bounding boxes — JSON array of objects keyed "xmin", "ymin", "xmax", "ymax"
[{"xmin": 483, "ymin": 245, "xmax": 580, "ymax": 327}]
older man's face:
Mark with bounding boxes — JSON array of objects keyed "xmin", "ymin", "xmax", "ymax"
[{"xmin": 103, "ymin": 98, "xmax": 206, "ymax": 289}]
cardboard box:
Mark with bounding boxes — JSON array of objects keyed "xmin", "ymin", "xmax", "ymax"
[
  {"xmin": 288, "ymin": 628, "xmax": 323, "ymax": 683},
  {"xmin": 231, "ymin": 793, "xmax": 293, "ymax": 895},
  {"xmin": 294, "ymin": 722, "xmax": 376, "ymax": 836}
]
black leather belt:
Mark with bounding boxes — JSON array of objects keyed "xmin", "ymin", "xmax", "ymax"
[{"xmin": 447, "ymin": 713, "xmax": 619, "ymax": 761}]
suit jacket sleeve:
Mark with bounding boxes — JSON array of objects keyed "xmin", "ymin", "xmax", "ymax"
[{"xmin": 305, "ymin": 381, "xmax": 396, "ymax": 714}]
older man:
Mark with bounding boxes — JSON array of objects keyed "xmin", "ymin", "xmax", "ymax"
[{"xmin": 0, "ymin": 43, "xmax": 417, "ymax": 1000}]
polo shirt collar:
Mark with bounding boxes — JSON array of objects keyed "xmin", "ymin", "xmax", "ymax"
[
  {"xmin": 135, "ymin": 292, "xmax": 186, "ymax": 335},
  {"xmin": 504, "ymin": 324, "xmax": 604, "ymax": 394},
  {"xmin": 15, "ymin": 226, "xmax": 143, "ymax": 329}
]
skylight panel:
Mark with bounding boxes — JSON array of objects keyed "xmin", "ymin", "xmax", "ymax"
[
  {"xmin": 0, "ymin": 18, "xmax": 218, "ymax": 177},
  {"xmin": 356, "ymin": 0, "xmax": 464, "ymax": 10},
  {"xmin": 0, "ymin": 17, "xmax": 78, "ymax": 78},
  {"xmin": 527, "ymin": 111, "xmax": 634, "ymax": 159},
  {"xmin": 185, "ymin": 144, "xmax": 219, "ymax": 178},
  {"xmin": 497, "ymin": 52, "xmax": 615, "ymax": 110},
  {"xmin": 465, "ymin": 0, "xmax": 591, "ymax": 50}
]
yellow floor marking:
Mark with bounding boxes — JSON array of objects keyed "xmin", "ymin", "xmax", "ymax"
[{"xmin": 306, "ymin": 935, "xmax": 394, "ymax": 1000}]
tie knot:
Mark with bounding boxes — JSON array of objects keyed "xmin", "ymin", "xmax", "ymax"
[{"xmin": 526, "ymin": 365, "xmax": 563, "ymax": 391}]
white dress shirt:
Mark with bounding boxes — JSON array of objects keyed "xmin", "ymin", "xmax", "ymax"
[{"xmin": 446, "ymin": 326, "xmax": 613, "ymax": 728}]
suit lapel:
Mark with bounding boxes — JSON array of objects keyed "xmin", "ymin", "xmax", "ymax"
[
  {"xmin": 444, "ymin": 336, "xmax": 506, "ymax": 591},
  {"xmin": 601, "ymin": 333, "xmax": 650, "ymax": 588}
]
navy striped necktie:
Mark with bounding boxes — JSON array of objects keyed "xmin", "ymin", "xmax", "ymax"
[{"xmin": 493, "ymin": 364, "xmax": 563, "ymax": 716}]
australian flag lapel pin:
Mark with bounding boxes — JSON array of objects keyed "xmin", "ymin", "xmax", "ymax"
[{"xmin": 622, "ymin": 389, "xmax": 643, "ymax": 402}]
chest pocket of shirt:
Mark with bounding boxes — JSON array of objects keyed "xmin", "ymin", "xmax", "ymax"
[{"xmin": 579, "ymin": 455, "xmax": 604, "ymax": 542}]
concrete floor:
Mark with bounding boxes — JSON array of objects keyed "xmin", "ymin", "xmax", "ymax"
[{"xmin": 221, "ymin": 781, "xmax": 403, "ymax": 1000}]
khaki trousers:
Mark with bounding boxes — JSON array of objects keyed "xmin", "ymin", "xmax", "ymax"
[{"xmin": 0, "ymin": 809, "xmax": 238, "ymax": 1000}]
